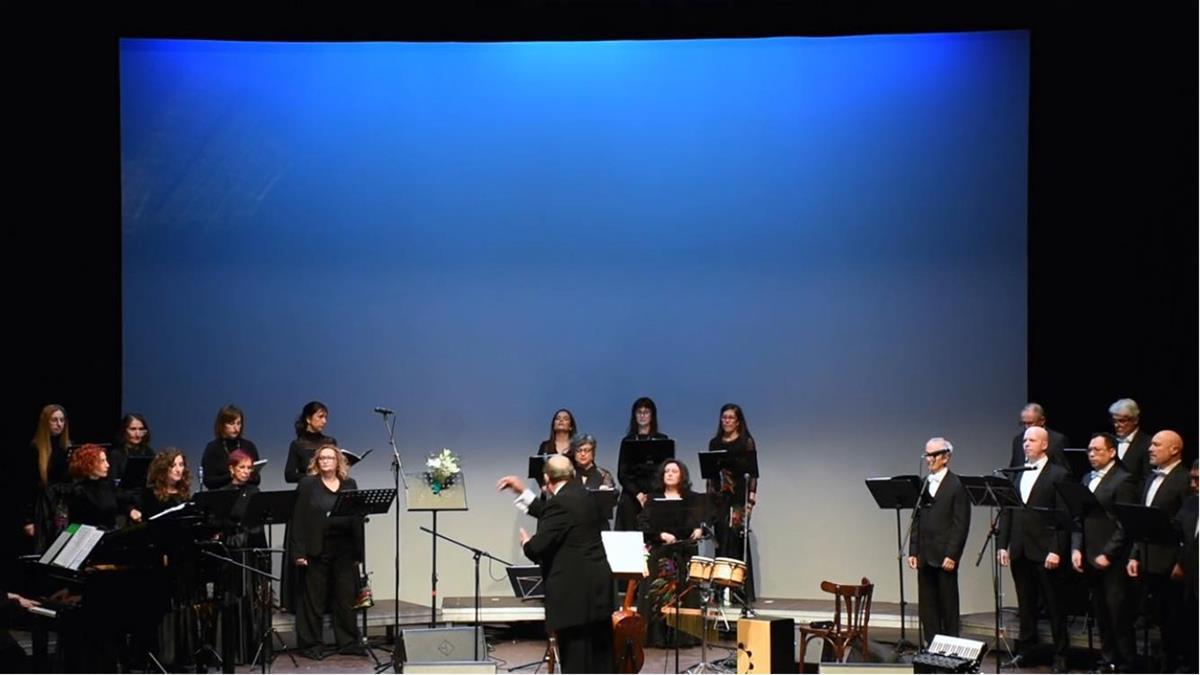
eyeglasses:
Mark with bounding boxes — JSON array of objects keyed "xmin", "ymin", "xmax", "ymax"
[{"xmin": 922, "ymin": 450, "xmax": 950, "ymax": 459}]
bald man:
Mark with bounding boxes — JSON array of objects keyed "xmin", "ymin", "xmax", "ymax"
[
  {"xmin": 1126, "ymin": 430, "xmax": 1189, "ymax": 673},
  {"xmin": 998, "ymin": 426, "xmax": 1072, "ymax": 672},
  {"xmin": 518, "ymin": 454, "xmax": 614, "ymax": 673}
]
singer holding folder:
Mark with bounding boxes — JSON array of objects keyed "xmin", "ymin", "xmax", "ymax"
[
  {"xmin": 997, "ymin": 426, "xmax": 1071, "ymax": 672},
  {"xmin": 906, "ymin": 437, "xmax": 970, "ymax": 645}
]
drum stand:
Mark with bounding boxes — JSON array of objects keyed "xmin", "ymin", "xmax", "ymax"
[{"xmin": 684, "ymin": 583, "xmax": 732, "ymax": 674}]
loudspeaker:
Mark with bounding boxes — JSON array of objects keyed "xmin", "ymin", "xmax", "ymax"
[
  {"xmin": 737, "ymin": 615, "xmax": 795, "ymax": 674},
  {"xmin": 397, "ymin": 626, "xmax": 488, "ymax": 664},
  {"xmin": 401, "ymin": 661, "xmax": 496, "ymax": 674}
]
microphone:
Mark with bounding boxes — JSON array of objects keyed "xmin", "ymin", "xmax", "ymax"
[
  {"xmin": 198, "ymin": 465, "xmax": 205, "ymax": 492},
  {"xmin": 373, "ymin": 407, "xmax": 394, "ymax": 415},
  {"xmin": 994, "ymin": 465, "xmax": 1036, "ymax": 473}
]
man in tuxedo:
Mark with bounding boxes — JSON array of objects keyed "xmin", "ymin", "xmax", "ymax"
[
  {"xmin": 1108, "ymin": 398, "xmax": 1152, "ymax": 485},
  {"xmin": 1009, "ymin": 403, "xmax": 1071, "ymax": 473},
  {"xmin": 1069, "ymin": 432, "xmax": 1140, "ymax": 672},
  {"xmin": 519, "ymin": 454, "xmax": 614, "ymax": 673},
  {"xmin": 998, "ymin": 426, "xmax": 1072, "ymax": 672},
  {"xmin": 906, "ymin": 437, "xmax": 970, "ymax": 644},
  {"xmin": 1171, "ymin": 461, "xmax": 1197, "ymax": 674},
  {"xmin": 1126, "ymin": 430, "xmax": 1189, "ymax": 673}
]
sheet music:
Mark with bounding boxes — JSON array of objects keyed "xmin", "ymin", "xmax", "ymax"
[
  {"xmin": 55, "ymin": 524, "xmax": 104, "ymax": 571},
  {"xmin": 149, "ymin": 502, "xmax": 189, "ymax": 521},
  {"xmin": 39, "ymin": 525, "xmax": 76, "ymax": 565},
  {"xmin": 602, "ymin": 530, "xmax": 647, "ymax": 576}
]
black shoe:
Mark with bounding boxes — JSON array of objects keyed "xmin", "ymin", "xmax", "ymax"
[{"xmin": 299, "ymin": 646, "xmax": 325, "ymax": 660}]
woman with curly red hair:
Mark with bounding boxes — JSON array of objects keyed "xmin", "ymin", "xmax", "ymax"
[{"xmin": 66, "ymin": 444, "xmax": 137, "ymax": 530}]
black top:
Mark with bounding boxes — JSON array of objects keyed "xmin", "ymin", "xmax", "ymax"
[
  {"xmin": 1069, "ymin": 463, "xmax": 1139, "ymax": 565},
  {"xmin": 998, "ymin": 462, "xmax": 1072, "ymax": 562},
  {"xmin": 578, "ymin": 463, "xmax": 616, "ymax": 490},
  {"xmin": 201, "ymin": 437, "xmax": 262, "ymax": 490},
  {"xmin": 108, "ymin": 442, "xmax": 154, "ymax": 486},
  {"xmin": 707, "ymin": 434, "xmax": 758, "ymax": 504},
  {"xmin": 616, "ymin": 434, "xmax": 669, "ymax": 497},
  {"xmin": 289, "ymin": 475, "xmax": 364, "ymax": 560},
  {"xmin": 1130, "ymin": 462, "xmax": 1191, "ymax": 574},
  {"xmin": 637, "ymin": 490, "xmax": 707, "ymax": 547},
  {"xmin": 20, "ymin": 437, "xmax": 70, "ymax": 526},
  {"xmin": 67, "ymin": 478, "xmax": 134, "ymax": 530},
  {"xmin": 217, "ymin": 483, "xmax": 268, "ymax": 549},
  {"xmin": 537, "ymin": 439, "xmax": 571, "ymax": 456},
  {"xmin": 521, "ymin": 481, "xmax": 614, "ymax": 631},
  {"xmin": 138, "ymin": 487, "xmax": 188, "ymax": 520},
  {"xmin": 284, "ymin": 432, "xmax": 337, "ymax": 484}
]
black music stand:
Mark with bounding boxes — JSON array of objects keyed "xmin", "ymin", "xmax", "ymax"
[
  {"xmin": 1112, "ymin": 503, "xmax": 1182, "ymax": 668},
  {"xmin": 330, "ymin": 488, "xmax": 398, "ymax": 670},
  {"xmin": 194, "ymin": 490, "xmax": 243, "ymax": 525},
  {"xmin": 618, "ymin": 439, "xmax": 675, "ymax": 506},
  {"xmin": 419, "ymin": 526, "xmax": 510, "ymax": 661},
  {"xmin": 698, "ymin": 449, "xmax": 758, "ymax": 617},
  {"xmin": 962, "ymin": 475, "xmax": 1022, "ymax": 674},
  {"xmin": 507, "ymin": 566, "xmax": 545, "ymax": 600},
  {"xmin": 1054, "ymin": 481, "xmax": 1103, "ymax": 520},
  {"xmin": 242, "ymin": 490, "xmax": 297, "ymax": 671},
  {"xmin": 643, "ymin": 495, "xmax": 709, "ymax": 672},
  {"xmin": 120, "ymin": 454, "xmax": 153, "ymax": 493},
  {"xmin": 200, "ymin": 546, "xmax": 281, "ymax": 674},
  {"xmin": 406, "ymin": 471, "xmax": 469, "ymax": 628},
  {"xmin": 865, "ymin": 475, "xmax": 922, "ymax": 652},
  {"xmin": 588, "ymin": 487, "xmax": 619, "ymax": 524}
]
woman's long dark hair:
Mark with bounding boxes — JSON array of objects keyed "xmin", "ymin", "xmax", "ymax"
[
  {"xmin": 294, "ymin": 401, "xmax": 328, "ymax": 437},
  {"xmin": 625, "ymin": 396, "xmax": 658, "ymax": 437},
  {"xmin": 547, "ymin": 408, "xmax": 577, "ymax": 443},
  {"xmin": 713, "ymin": 403, "xmax": 751, "ymax": 440}
]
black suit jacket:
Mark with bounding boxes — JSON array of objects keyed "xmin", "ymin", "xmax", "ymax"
[
  {"xmin": 522, "ymin": 481, "xmax": 614, "ymax": 631},
  {"xmin": 1069, "ymin": 463, "xmax": 1139, "ymax": 565},
  {"xmin": 908, "ymin": 471, "xmax": 971, "ymax": 567},
  {"xmin": 1116, "ymin": 429, "xmax": 1152, "ymax": 486},
  {"xmin": 999, "ymin": 462, "xmax": 1071, "ymax": 562},
  {"xmin": 1010, "ymin": 427, "xmax": 1070, "ymax": 472},
  {"xmin": 1176, "ymin": 496, "xmax": 1198, "ymax": 598},
  {"xmin": 1131, "ymin": 463, "xmax": 1190, "ymax": 574},
  {"xmin": 288, "ymin": 475, "xmax": 364, "ymax": 560}
]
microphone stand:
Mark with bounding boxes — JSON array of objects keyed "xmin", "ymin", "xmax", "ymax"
[
  {"xmin": 418, "ymin": 527, "xmax": 510, "ymax": 661},
  {"xmin": 973, "ymin": 471, "xmax": 1016, "ymax": 673},
  {"xmin": 375, "ymin": 409, "xmax": 408, "ymax": 666},
  {"xmin": 896, "ymin": 470, "xmax": 930, "ymax": 653}
]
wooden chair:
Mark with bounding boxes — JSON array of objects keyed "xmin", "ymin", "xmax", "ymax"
[{"xmin": 797, "ymin": 577, "xmax": 874, "ymax": 667}]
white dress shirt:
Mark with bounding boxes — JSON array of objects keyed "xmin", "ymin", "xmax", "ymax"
[
  {"xmin": 1087, "ymin": 460, "xmax": 1115, "ymax": 493},
  {"xmin": 1144, "ymin": 459, "xmax": 1182, "ymax": 506},
  {"xmin": 927, "ymin": 467, "xmax": 948, "ymax": 498},
  {"xmin": 1019, "ymin": 455, "xmax": 1048, "ymax": 504},
  {"xmin": 1116, "ymin": 429, "xmax": 1138, "ymax": 461}
]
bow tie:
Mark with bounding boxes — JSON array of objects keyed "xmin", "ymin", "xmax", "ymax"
[
  {"xmin": 1118, "ymin": 437, "xmax": 1133, "ymax": 444},
  {"xmin": 1153, "ymin": 468, "xmax": 1169, "ymax": 477}
]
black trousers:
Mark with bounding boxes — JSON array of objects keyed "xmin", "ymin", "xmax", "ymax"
[
  {"xmin": 1010, "ymin": 556, "xmax": 1068, "ymax": 658},
  {"xmin": 1141, "ymin": 572, "xmax": 1186, "ymax": 671},
  {"xmin": 1083, "ymin": 562, "xmax": 1135, "ymax": 668},
  {"xmin": 556, "ymin": 619, "xmax": 614, "ymax": 674},
  {"xmin": 295, "ymin": 548, "xmax": 360, "ymax": 650},
  {"xmin": 917, "ymin": 563, "xmax": 960, "ymax": 644}
]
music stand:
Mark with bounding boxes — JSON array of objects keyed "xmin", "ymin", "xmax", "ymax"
[
  {"xmin": 618, "ymin": 439, "xmax": 675, "ymax": 506},
  {"xmin": 120, "ymin": 454, "xmax": 153, "ymax": 492},
  {"xmin": 406, "ymin": 471, "xmax": 469, "ymax": 627},
  {"xmin": 193, "ymin": 490, "xmax": 243, "ymax": 526},
  {"xmin": 1054, "ymin": 481, "xmax": 1103, "ymax": 520},
  {"xmin": 1112, "ymin": 503, "xmax": 1182, "ymax": 668},
  {"xmin": 242, "ymin": 490, "xmax": 298, "ymax": 671},
  {"xmin": 330, "ymin": 488, "xmax": 398, "ymax": 670},
  {"xmin": 527, "ymin": 455, "xmax": 549, "ymax": 488},
  {"xmin": 698, "ymin": 449, "xmax": 758, "ymax": 617},
  {"xmin": 962, "ymin": 475, "xmax": 1022, "ymax": 674},
  {"xmin": 864, "ymin": 475, "xmax": 922, "ymax": 652},
  {"xmin": 506, "ymin": 566, "xmax": 545, "ymax": 600},
  {"xmin": 588, "ymin": 487, "xmax": 619, "ymax": 523}
]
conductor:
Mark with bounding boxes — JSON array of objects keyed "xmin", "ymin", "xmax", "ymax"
[{"xmin": 518, "ymin": 454, "xmax": 614, "ymax": 673}]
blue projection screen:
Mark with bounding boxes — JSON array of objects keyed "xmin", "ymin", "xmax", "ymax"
[{"xmin": 121, "ymin": 33, "xmax": 1028, "ymax": 611}]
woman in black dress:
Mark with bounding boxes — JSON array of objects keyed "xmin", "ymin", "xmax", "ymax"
[
  {"xmin": 285, "ymin": 401, "xmax": 336, "ymax": 483},
  {"xmin": 537, "ymin": 408, "xmax": 576, "ymax": 456},
  {"xmin": 615, "ymin": 396, "xmax": 668, "ymax": 531},
  {"xmin": 21, "ymin": 404, "xmax": 72, "ymax": 553},
  {"xmin": 201, "ymin": 404, "xmax": 261, "ymax": 490},
  {"xmin": 290, "ymin": 444, "xmax": 365, "ymax": 659},
  {"xmin": 707, "ymin": 403, "xmax": 758, "ymax": 602},
  {"xmin": 135, "ymin": 449, "xmax": 193, "ymax": 520},
  {"xmin": 637, "ymin": 459, "xmax": 705, "ymax": 648},
  {"xmin": 108, "ymin": 412, "xmax": 154, "ymax": 487}
]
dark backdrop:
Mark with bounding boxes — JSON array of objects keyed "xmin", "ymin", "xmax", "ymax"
[{"xmin": 12, "ymin": 2, "xmax": 1195, "ymax": 460}]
